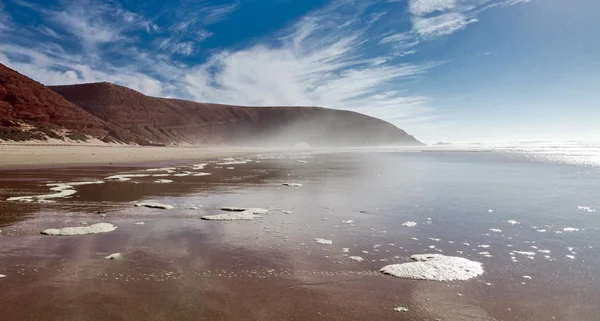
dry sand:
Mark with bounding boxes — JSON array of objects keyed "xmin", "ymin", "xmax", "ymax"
[{"xmin": 0, "ymin": 145, "xmax": 266, "ymax": 169}]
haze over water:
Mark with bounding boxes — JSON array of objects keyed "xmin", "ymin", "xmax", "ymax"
[{"xmin": 1, "ymin": 143, "xmax": 599, "ymax": 320}]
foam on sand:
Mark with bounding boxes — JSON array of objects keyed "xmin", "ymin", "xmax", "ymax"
[
  {"xmin": 283, "ymin": 183, "xmax": 303, "ymax": 187},
  {"xmin": 0, "ymin": 274, "xmax": 6, "ymax": 278},
  {"xmin": 402, "ymin": 221, "xmax": 417, "ymax": 227},
  {"xmin": 192, "ymin": 163, "xmax": 208, "ymax": 170},
  {"xmin": 42, "ymin": 223, "xmax": 117, "ymax": 236},
  {"xmin": 201, "ymin": 208, "xmax": 268, "ymax": 221},
  {"xmin": 315, "ymin": 238, "xmax": 332, "ymax": 245},
  {"xmin": 192, "ymin": 172, "xmax": 212, "ymax": 176},
  {"xmin": 394, "ymin": 307, "xmax": 409, "ymax": 312},
  {"xmin": 216, "ymin": 159, "xmax": 251, "ymax": 165},
  {"xmin": 513, "ymin": 251, "xmax": 536, "ymax": 256},
  {"xmin": 154, "ymin": 179, "xmax": 173, "ymax": 184},
  {"xmin": 349, "ymin": 256, "xmax": 364, "ymax": 262},
  {"xmin": 577, "ymin": 206, "xmax": 596, "ymax": 212},
  {"xmin": 105, "ymin": 174, "xmax": 149, "ymax": 181},
  {"xmin": 135, "ymin": 202, "xmax": 174, "ymax": 209},
  {"xmin": 105, "ymin": 253, "xmax": 121, "ymax": 260},
  {"xmin": 379, "ymin": 254, "xmax": 484, "ymax": 281},
  {"xmin": 146, "ymin": 167, "xmax": 177, "ymax": 173},
  {"xmin": 7, "ymin": 181, "xmax": 104, "ymax": 202}
]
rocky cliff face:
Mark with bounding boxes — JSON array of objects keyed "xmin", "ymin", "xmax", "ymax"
[
  {"xmin": 51, "ymin": 82, "xmax": 422, "ymax": 146},
  {"xmin": 0, "ymin": 64, "xmax": 108, "ymax": 138},
  {"xmin": 0, "ymin": 62, "xmax": 421, "ymax": 146}
]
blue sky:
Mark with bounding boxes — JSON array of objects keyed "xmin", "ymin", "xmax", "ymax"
[{"xmin": 0, "ymin": 0, "xmax": 598, "ymax": 143}]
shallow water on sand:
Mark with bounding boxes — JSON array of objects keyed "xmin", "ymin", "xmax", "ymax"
[{"xmin": 0, "ymin": 149, "xmax": 599, "ymax": 320}]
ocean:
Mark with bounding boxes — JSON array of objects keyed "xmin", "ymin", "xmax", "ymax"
[{"xmin": 0, "ymin": 144, "xmax": 599, "ymax": 320}]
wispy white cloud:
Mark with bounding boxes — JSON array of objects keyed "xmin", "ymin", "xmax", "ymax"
[
  {"xmin": 53, "ymin": 10, "xmax": 121, "ymax": 47},
  {"xmin": 36, "ymin": 25, "xmax": 64, "ymax": 40},
  {"xmin": 165, "ymin": 1, "xmax": 238, "ymax": 33},
  {"xmin": 0, "ymin": 0, "xmax": 11, "ymax": 32},
  {"xmin": 0, "ymin": 42, "xmax": 167, "ymax": 97},
  {"xmin": 184, "ymin": 1, "xmax": 435, "ymax": 126},
  {"xmin": 203, "ymin": 2, "xmax": 239, "ymax": 25},
  {"xmin": 157, "ymin": 38, "xmax": 195, "ymax": 56},
  {"xmin": 409, "ymin": 0, "xmax": 457, "ymax": 16},
  {"xmin": 405, "ymin": 0, "xmax": 529, "ymax": 38},
  {"xmin": 413, "ymin": 12, "xmax": 478, "ymax": 38},
  {"xmin": 196, "ymin": 29, "xmax": 214, "ymax": 42},
  {"xmin": 15, "ymin": 0, "xmax": 158, "ymax": 50}
]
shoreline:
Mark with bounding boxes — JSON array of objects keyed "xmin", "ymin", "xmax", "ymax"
[{"xmin": 0, "ymin": 145, "xmax": 271, "ymax": 170}]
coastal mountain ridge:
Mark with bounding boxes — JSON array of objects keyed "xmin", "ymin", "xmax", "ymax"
[{"xmin": 1, "ymin": 63, "xmax": 422, "ymax": 146}]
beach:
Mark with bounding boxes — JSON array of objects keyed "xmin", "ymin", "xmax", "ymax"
[
  {"xmin": 1, "ymin": 146, "xmax": 599, "ymax": 320},
  {"xmin": 0, "ymin": 145, "xmax": 273, "ymax": 169}
]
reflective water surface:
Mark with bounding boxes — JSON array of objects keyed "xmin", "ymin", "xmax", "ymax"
[{"xmin": 1, "ymin": 149, "xmax": 599, "ymax": 320}]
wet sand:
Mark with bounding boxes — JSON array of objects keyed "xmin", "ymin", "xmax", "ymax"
[
  {"xmin": 1, "ymin": 151, "xmax": 599, "ymax": 320},
  {"xmin": 0, "ymin": 145, "xmax": 269, "ymax": 169}
]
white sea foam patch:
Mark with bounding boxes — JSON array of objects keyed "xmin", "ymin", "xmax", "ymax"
[
  {"xmin": 201, "ymin": 208, "xmax": 268, "ymax": 221},
  {"xmin": 105, "ymin": 174, "xmax": 150, "ymax": 181},
  {"xmin": 154, "ymin": 179, "xmax": 174, "ymax": 184},
  {"xmin": 7, "ymin": 181, "xmax": 104, "ymax": 203},
  {"xmin": 192, "ymin": 172, "xmax": 212, "ymax": 176},
  {"xmin": 216, "ymin": 159, "xmax": 251, "ymax": 165},
  {"xmin": 192, "ymin": 163, "xmax": 208, "ymax": 170},
  {"xmin": 562, "ymin": 227, "xmax": 580, "ymax": 232},
  {"xmin": 512, "ymin": 251, "xmax": 536, "ymax": 256},
  {"xmin": 135, "ymin": 202, "xmax": 174, "ymax": 210},
  {"xmin": 349, "ymin": 256, "xmax": 364, "ymax": 262},
  {"xmin": 379, "ymin": 254, "xmax": 484, "ymax": 281},
  {"xmin": 42, "ymin": 223, "xmax": 117, "ymax": 236},
  {"xmin": 315, "ymin": 238, "xmax": 333, "ymax": 245},
  {"xmin": 105, "ymin": 253, "xmax": 121, "ymax": 260},
  {"xmin": 0, "ymin": 274, "xmax": 6, "ymax": 278},
  {"xmin": 146, "ymin": 167, "xmax": 177, "ymax": 173},
  {"xmin": 489, "ymin": 228, "xmax": 502, "ymax": 233},
  {"xmin": 506, "ymin": 220, "xmax": 520, "ymax": 225},
  {"xmin": 577, "ymin": 206, "xmax": 596, "ymax": 213},
  {"xmin": 402, "ymin": 221, "xmax": 417, "ymax": 227}
]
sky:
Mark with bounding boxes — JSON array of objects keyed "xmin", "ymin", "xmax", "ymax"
[{"xmin": 0, "ymin": 0, "xmax": 598, "ymax": 144}]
